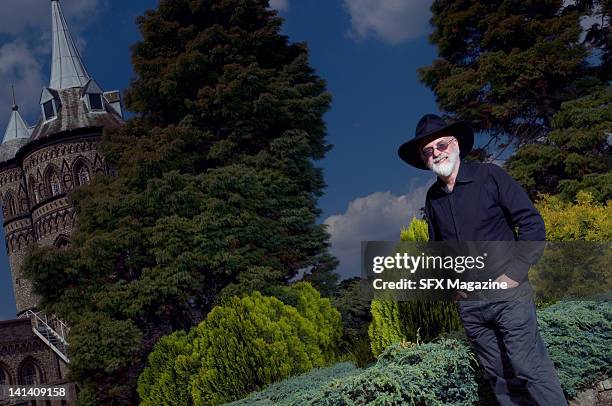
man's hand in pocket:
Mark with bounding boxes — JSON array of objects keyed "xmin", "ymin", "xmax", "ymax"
[
  {"xmin": 494, "ymin": 273, "xmax": 519, "ymax": 288},
  {"xmin": 452, "ymin": 290, "xmax": 468, "ymax": 302}
]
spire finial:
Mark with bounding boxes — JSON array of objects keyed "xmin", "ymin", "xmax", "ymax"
[
  {"xmin": 10, "ymin": 85, "xmax": 17, "ymax": 111},
  {"xmin": 3, "ymin": 86, "xmax": 30, "ymax": 144},
  {"xmin": 49, "ymin": 0, "xmax": 90, "ymax": 89}
]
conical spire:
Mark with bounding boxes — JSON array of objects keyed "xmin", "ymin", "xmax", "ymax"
[
  {"xmin": 2, "ymin": 86, "xmax": 31, "ymax": 143},
  {"xmin": 49, "ymin": 0, "xmax": 90, "ymax": 90}
]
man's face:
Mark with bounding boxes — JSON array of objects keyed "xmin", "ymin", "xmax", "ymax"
[{"xmin": 420, "ymin": 133, "xmax": 460, "ymax": 177}]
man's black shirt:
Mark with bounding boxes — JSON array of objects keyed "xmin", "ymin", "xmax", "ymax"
[{"xmin": 424, "ymin": 161, "xmax": 546, "ymax": 284}]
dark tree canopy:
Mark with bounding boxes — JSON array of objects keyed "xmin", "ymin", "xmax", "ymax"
[
  {"xmin": 419, "ymin": 0, "xmax": 595, "ymax": 155},
  {"xmin": 24, "ymin": 0, "xmax": 338, "ymax": 403},
  {"xmin": 506, "ymin": 87, "xmax": 611, "ymax": 202}
]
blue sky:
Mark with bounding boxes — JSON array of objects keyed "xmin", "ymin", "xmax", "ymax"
[{"xmin": 0, "ymin": 0, "xmax": 453, "ymax": 320}]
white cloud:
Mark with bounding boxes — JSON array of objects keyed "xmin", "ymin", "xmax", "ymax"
[
  {"xmin": 269, "ymin": 0, "xmax": 289, "ymax": 12},
  {"xmin": 0, "ymin": 0, "xmax": 104, "ymax": 133},
  {"xmin": 324, "ymin": 185, "xmax": 430, "ymax": 280},
  {"xmin": 343, "ymin": 0, "xmax": 433, "ymax": 44},
  {"xmin": 0, "ymin": 0, "xmax": 103, "ymax": 35},
  {"xmin": 0, "ymin": 41, "xmax": 45, "ymax": 132}
]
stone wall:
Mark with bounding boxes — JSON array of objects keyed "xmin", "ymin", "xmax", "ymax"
[
  {"xmin": 0, "ymin": 133, "xmax": 105, "ymax": 316},
  {"xmin": 0, "ymin": 319, "xmax": 77, "ymax": 405}
]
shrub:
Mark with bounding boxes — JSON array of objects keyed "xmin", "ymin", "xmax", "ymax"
[
  {"xmin": 228, "ymin": 339, "xmax": 479, "ymax": 406},
  {"xmin": 530, "ymin": 192, "xmax": 612, "ymax": 300},
  {"xmin": 226, "ymin": 362, "xmax": 360, "ymax": 406},
  {"xmin": 138, "ymin": 282, "xmax": 343, "ymax": 405},
  {"xmin": 331, "ymin": 277, "xmax": 375, "ymax": 367},
  {"xmin": 368, "ymin": 218, "xmax": 462, "ymax": 355},
  {"xmin": 226, "ymin": 300, "xmax": 611, "ymax": 405},
  {"xmin": 537, "ymin": 191, "xmax": 611, "ymax": 241},
  {"xmin": 539, "ymin": 300, "xmax": 612, "ymax": 397}
]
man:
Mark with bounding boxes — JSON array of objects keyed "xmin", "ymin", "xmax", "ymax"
[{"xmin": 397, "ymin": 114, "xmax": 567, "ymax": 406}]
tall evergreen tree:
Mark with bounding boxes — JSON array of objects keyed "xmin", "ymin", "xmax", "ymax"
[
  {"xmin": 506, "ymin": 87, "xmax": 611, "ymax": 201},
  {"xmin": 24, "ymin": 0, "xmax": 338, "ymax": 403},
  {"xmin": 418, "ymin": 0, "xmax": 596, "ymax": 157}
]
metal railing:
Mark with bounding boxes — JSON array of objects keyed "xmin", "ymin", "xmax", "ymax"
[{"xmin": 21, "ymin": 310, "xmax": 69, "ymax": 364}]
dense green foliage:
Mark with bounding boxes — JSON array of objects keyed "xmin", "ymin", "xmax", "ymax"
[
  {"xmin": 529, "ymin": 192, "xmax": 612, "ymax": 300},
  {"xmin": 539, "ymin": 301, "xmax": 612, "ymax": 396},
  {"xmin": 507, "ymin": 88, "xmax": 612, "ymax": 201},
  {"xmin": 232, "ymin": 339, "xmax": 480, "ymax": 406},
  {"xmin": 419, "ymin": 1, "xmax": 610, "ymax": 198},
  {"xmin": 537, "ymin": 191, "xmax": 612, "ymax": 241},
  {"xmin": 23, "ymin": 0, "xmax": 338, "ymax": 403},
  {"xmin": 226, "ymin": 362, "xmax": 360, "ymax": 406},
  {"xmin": 368, "ymin": 299, "xmax": 463, "ymax": 356},
  {"xmin": 138, "ymin": 283, "xmax": 343, "ymax": 405},
  {"xmin": 419, "ymin": 0, "xmax": 593, "ymax": 152},
  {"xmin": 223, "ymin": 300, "xmax": 611, "ymax": 405},
  {"xmin": 368, "ymin": 218, "xmax": 461, "ymax": 355},
  {"xmin": 332, "ymin": 277, "xmax": 372, "ymax": 339},
  {"xmin": 330, "ymin": 277, "xmax": 374, "ymax": 367}
]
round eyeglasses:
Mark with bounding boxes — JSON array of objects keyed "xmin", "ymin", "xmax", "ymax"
[{"xmin": 421, "ymin": 137, "xmax": 456, "ymax": 158}]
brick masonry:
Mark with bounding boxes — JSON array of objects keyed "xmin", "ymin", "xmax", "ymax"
[
  {"xmin": 0, "ymin": 130, "xmax": 106, "ymax": 406},
  {"xmin": 0, "ymin": 319, "xmax": 77, "ymax": 405}
]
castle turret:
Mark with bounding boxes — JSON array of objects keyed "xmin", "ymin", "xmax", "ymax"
[
  {"xmin": 0, "ymin": 1, "xmax": 124, "ymax": 394},
  {"xmin": 0, "ymin": 87, "xmax": 31, "ymax": 161},
  {"xmin": 0, "ymin": 90, "xmax": 37, "ymax": 316},
  {"xmin": 0, "ymin": 0, "xmax": 124, "ymax": 316}
]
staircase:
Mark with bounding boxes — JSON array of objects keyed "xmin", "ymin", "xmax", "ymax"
[{"xmin": 21, "ymin": 310, "xmax": 69, "ymax": 364}]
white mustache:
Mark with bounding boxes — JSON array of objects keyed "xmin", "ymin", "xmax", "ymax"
[{"xmin": 433, "ymin": 154, "xmax": 449, "ymax": 164}]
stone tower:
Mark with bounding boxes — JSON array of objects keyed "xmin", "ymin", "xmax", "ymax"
[
  {"xmin": 0, "ymin": 1, "xmax": 123, "ymax": 400},
  {"xmin": 0, "ymin": 0, "xmax": 124, "ymax": 317}
]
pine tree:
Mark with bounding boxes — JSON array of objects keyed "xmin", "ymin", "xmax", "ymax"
[
  {"xmin": 418, "ymin": 0, "xmax": 597, "ymax": 156},
  {"xmin": 506, "ymin": 87, "xmax": 611, "ymax": 201},
  {"xmin": 24, "ymin": 0, "xmax": 338, "ymax": 403}
]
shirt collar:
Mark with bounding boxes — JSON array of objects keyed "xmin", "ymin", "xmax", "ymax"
[{"xmin": 434, "ymin": 160, "xmax": 476, "ymax": 191}]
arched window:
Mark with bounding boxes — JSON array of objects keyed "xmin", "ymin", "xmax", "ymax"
[
  {"xmin": 4, "ymin": 193, "xmax": 16, "ymax": 217},
  {"xmin": 19, "ymin": 360, "xmax": 43, "ymax": 385},
  {"xmin": 44, "ymin": 166, "xmax": 62, "ymax": 197},
  {"xmin": 19, "ymin": 187, "xmax": 29, "ymax": 212},
  {"xmin": 50, "ymin": 173, "xmax": 61, "ymax": 196},
  {"xmin": 29, "ymin": 176, "xmax": 37, "ymax": 205},
  {"xmin": 77, "ymin": 165, "xmax": 90, "ymax": 186},
  {"xmin": 54, "ymin": 235, "xmax": 71, "ymax": 249}
]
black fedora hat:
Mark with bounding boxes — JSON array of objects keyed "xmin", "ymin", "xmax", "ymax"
[{"xmin": 398, "ymin": 114, "xmax": 474, "ymax": 170}]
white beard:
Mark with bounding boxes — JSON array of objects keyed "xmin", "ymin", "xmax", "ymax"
[{"xmin": 430, "ymin": 147, "xmax": 459, "ymax": 177}]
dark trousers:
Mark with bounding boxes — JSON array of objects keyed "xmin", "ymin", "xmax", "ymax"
[{"xmin": 457, "ymin": 298, "xmax": 567, "ymax": 406}]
